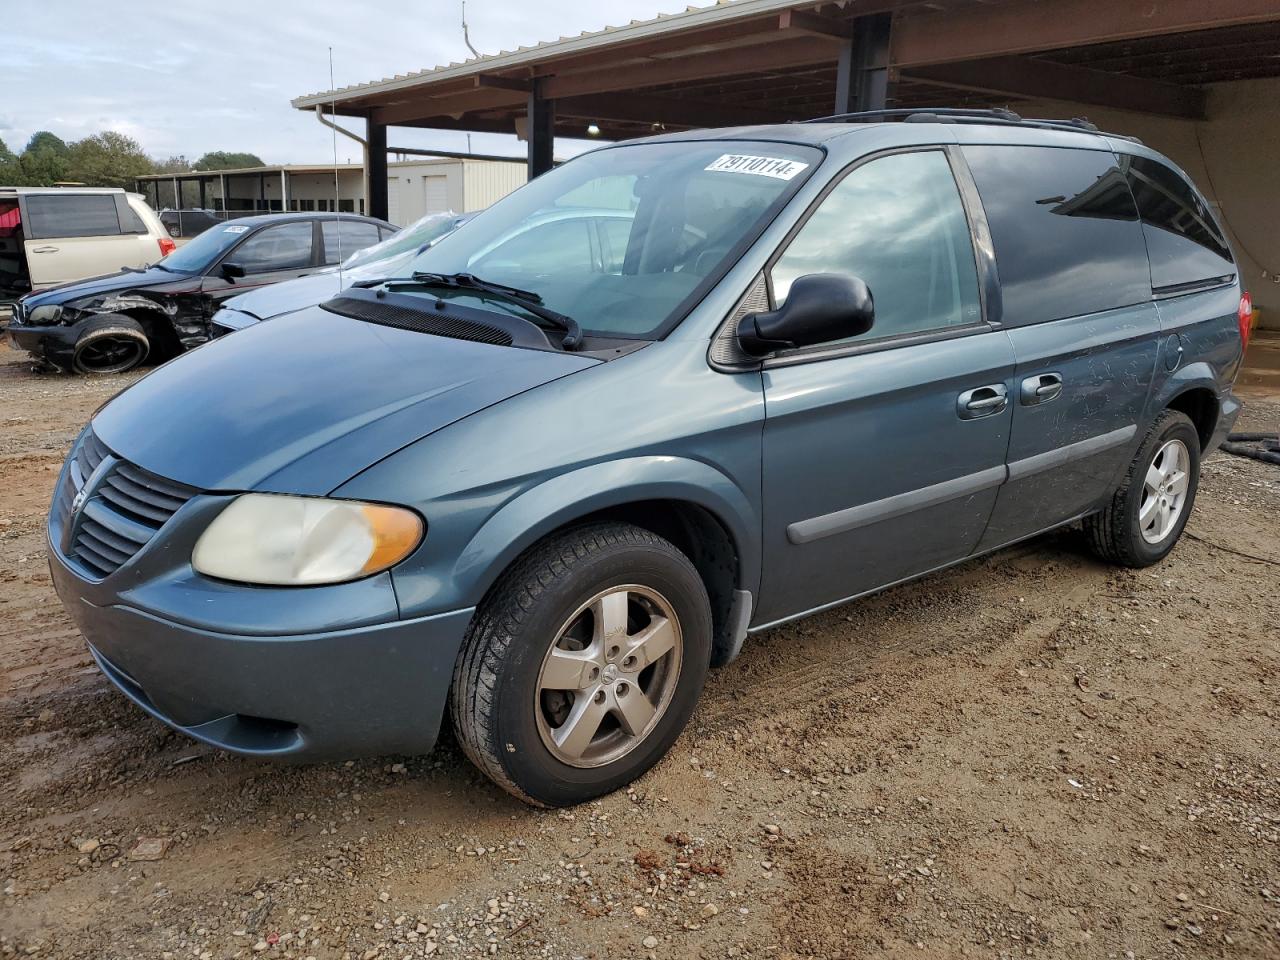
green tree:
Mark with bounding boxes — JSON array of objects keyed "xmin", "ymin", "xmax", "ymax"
[
  {"xmin": 192, "ymin": 150, "xmax": 264, "ymax": 171},
  {"xmin": 66, "ymin": 131, "xmax": 156, "ymax": 188},
  {"xmin": 0, "ymin": 137, "xmax": 21, "ymax": 185},
  {"xmin": 19, "ymin": 130, "xmax": 71, "ymax": 185},
  {"xmin": 154, "ymin": 154, "xmax": 192, "ymax": 174}
]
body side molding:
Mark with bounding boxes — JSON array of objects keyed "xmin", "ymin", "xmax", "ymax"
[
  {"xmin": 787, "ymin": 465, "xmax": 1007, "ymax": 545},
  {"xmin": 1006, "ymin": 424, "xmax": 1137, "ymax": 481}
]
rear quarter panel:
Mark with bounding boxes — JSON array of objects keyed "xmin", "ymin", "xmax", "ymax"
[{"xmin": 1147, "ymin": 284, "xmax": 1244, "ymax": 441}]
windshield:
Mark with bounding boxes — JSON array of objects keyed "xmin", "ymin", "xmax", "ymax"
[
  {"xmin": 343, "ymin": 212, "xmax": 463, "ymax": 271},
  {"xmin": 405, "ymin": 140, "xmax": 821, "ymax": 338},
  {"xmin": 159, "ymin": 220, "xmax": 256, "ymax": 273}
]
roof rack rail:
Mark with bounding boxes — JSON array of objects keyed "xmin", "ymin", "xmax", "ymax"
[
  {"xmin": 803, "ymin": 107, "xmax": 1023, "ymax": 124},
  {"xmin": 802, "ymin": 107, "xmax": 1142, "ymax": 143}
]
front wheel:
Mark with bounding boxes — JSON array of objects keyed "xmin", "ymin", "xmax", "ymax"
[
  {"xmin": 1084, "ymin": 409, "xmax": 1201, "ymax": 567},
  {"xmin": 450, "ymin": 522, "xmax": 712, "ymax": 807},
  {"xmin": 71, "ymin": 315, "xmax": 150, "ymax": 375}
]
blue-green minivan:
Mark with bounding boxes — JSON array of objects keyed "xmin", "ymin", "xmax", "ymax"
[{"xmin": 47, "ymin": 110, "xmax": 1247, "ymax": 805}]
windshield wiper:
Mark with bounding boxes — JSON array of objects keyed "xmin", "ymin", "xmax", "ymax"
[{"xmin": 385, "ymin": 271, "xmax": 583, "ymax": 350}]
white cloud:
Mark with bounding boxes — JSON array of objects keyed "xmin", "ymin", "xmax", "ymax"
[{"xmin": 6, "ymin": 0, "xmax": 681, "ymax": 162}]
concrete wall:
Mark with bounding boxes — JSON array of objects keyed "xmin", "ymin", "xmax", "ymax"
[
  {"xmin": 1017, "ymin": 76, "xmax": 1280, "ymax": 329},
  {"xmin": 282, "ymin": 171, "xmax": 365, "ymax": 212}
]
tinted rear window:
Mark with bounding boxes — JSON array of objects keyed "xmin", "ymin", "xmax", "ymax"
[
  {"xmin": 1122, "ymin": 155, "xmax": 1233, "ymax": 291},
  {"xmin": 25, "ymin": 194, "xmax": 121, "ymax": 239},
  {"xmin": 962, "ymin": 145, "xmax": 1150, "ymax": 325},
  {"xmin": 119, "ymin": 201, "xmax": 148, "ymax": 235}
]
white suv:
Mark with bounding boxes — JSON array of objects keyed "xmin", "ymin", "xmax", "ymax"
[{"xmin": 0, "ymin": 187, "xmax": 174, "ymax": 309}]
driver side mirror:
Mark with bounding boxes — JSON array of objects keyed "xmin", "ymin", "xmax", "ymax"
[
  {"xmin": 737, "ymin": 274, "xmax": 874, "ymax": 356},
  {"xmin": 221, "ymin": 261, "xmax": 246, "ymax": 280}
]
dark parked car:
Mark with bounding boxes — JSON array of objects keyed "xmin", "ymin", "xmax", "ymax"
[
  {"xmin": 209, "ymin": 211, "xmax": 472, "ymax": 336},
  {"xmin": 5, "ymin": 212, "xmax": 394, "ymax": 373},
  {"xmin": 158, "ymin": 208, "xmax": 227, "ymax": 239},
  {"xmin": 47, "ymin": 110, "xmax": 1247, "ymax": 806}
]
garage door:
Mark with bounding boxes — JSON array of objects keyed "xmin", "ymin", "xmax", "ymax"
[{"xmin": 423, "ymin": 175, "xmax": 448, "ymax": 214}]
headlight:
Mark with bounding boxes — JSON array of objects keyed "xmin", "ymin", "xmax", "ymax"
[
  {"xmin": 27, "ymin": 304, "xmax": 63, "ymax": 325},
  {"xmin": 192, "ymin": 494, "xmax": 423, "ymax": 586}
]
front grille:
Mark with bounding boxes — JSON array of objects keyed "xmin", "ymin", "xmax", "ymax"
[{"xmin": 55, "ymin": 428, "xmax": 196, "ymax": 579}]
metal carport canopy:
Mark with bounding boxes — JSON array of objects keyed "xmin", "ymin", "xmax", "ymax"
[{"xmin": 291, "ymin": 0, "xmax": 1280, "ymax": 219}]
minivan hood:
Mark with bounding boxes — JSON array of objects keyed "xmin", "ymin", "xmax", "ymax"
[
  {"xmin": 25, "ymin": 265, "xmax": 178, "ymax": 306},
  {"xmin": 92, "ymin": 305, "xmax": 600, "ymax": 494}
]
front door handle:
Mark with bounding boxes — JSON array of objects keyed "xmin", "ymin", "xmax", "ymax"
[
  {"xmin": 1020, "ymin": 372, "xmax": 1063, "ymax": 405},
  {"xmin": 30, "ymin": 245, "xmax": 59, "ymax": 254},
  {"xmin": 957, "ymin": 383, "xmax": 1008, "ymax": 420}
]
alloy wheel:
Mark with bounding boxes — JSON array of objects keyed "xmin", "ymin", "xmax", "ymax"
[
  {"xmin": 1139, "ymin": 438, "xmax": 1191, "ymax": 544},
  {"xmin": 75, "ymin": 336, "xmax": 146, "ymax": 374},
  {"xmin": 535, "ymin": 584, "xmax": 683, "ymax": 768}
]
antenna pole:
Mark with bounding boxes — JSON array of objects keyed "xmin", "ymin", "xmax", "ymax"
[{"xmin": 329, "ymin": 47, "xmax": 343, "ymax": 288}]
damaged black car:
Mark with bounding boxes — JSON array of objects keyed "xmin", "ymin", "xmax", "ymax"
[{"xmin": 4, "ymin": 212, "xmax": 393, "ymax": 373}]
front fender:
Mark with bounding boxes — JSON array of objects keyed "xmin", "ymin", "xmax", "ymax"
[
  {"xmin": 460, "ymin": 456, "xmax": 758, "ymax": 596},
  {"xmin": 390, "ymin": 456, "xmax": 760, "ymax": 618}
]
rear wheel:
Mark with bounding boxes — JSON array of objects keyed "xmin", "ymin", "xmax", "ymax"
[
  {"xmin": 1084, "ymin": 409, "xmax": 1200, "ymax": 567},
  {"xmin": 450, "ymin": 522, "xmax": 712, "ymax": 807},
  {"xmin": 71, "ymin": 316, "xmax": 149, "ymax": 375}
]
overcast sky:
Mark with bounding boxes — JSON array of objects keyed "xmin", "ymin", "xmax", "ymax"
[{"xmin": 6, "ymin": 0, "xmax": 684, "ymax": 164}]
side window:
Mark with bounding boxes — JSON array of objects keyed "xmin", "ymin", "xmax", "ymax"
[
  {"xmin": 25, "ymin": 195, "xmax": 121, "ymax": 239},
  {"xmin": 962, "ymin": 145, "xmax": 1150, "ymax": 325},
  {"xmin": 118, "ymin": 199, "xmax": 148, "ymax": 235},
  {"xmin": 1122, "ymin": 155, "xmax": 1234, "ymax": 290},
  {"xmin": 597, "ymin": 217, "xmax": 632, "ymax": 274},
  {"xmin": 321, "ymin": 220, "xmax": 383, "ymax": 264},
  {"xmin": 770, "ymin": 150, "xmax": 982, "ymax": 343},
  {"xmin": 231, "ymin": 221, "xmax": 314, "ymax": 273}
]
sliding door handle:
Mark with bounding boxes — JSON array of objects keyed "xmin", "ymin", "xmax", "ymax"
[
  {"xmin": 957, "ymin": 383, "xmax": 1008, "ymax": 419},
  {"xmin": 1020, "ymin": 372, "xmax": 1063, "ymax": 405}
]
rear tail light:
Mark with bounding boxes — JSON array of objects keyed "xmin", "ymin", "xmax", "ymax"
[
  {"xmin": 157, "ymin": 236, "xmax": 176, "ymax": 258},
  {"xmin": 1238, "ymin": 291, "xmax": 1253, "ymax": 351}
]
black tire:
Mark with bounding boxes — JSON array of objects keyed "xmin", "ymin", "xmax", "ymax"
[
  {"xmin": 71, "ymin": 316, "xmax": 149, "ymax": 375},
  {"xmin": 1084, "ymin": 409, "xmax": 1201, "ymax": 567},
  {"xmin": 450, "ymin": 522, "xmax": 712, "ymax": 807}
]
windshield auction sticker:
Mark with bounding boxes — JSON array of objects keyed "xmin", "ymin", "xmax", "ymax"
[
  {"xmin": 223, "ymin": 225, "xmax": 249, "ymax": 233},
  {"xmin": 704, "ymin": 154, "xmax": 810, "ymax": 180}
]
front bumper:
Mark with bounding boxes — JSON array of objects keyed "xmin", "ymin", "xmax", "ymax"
[
  {"xmin": 49, "ymin": 540, "xmax": 475, "ymax": 760},
  {"xmin": 5, "ymin": 321, "xmax": 76, "ymax": 366}
]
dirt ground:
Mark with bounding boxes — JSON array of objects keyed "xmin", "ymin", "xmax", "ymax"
[{"xmin": 0, "ymin": 338, "xmax": 1277, "ymax": 960}]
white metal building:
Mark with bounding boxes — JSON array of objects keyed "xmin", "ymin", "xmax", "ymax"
[{"xmin": 137, "ymin": 155, "xmax": 527, "ymax": 226}]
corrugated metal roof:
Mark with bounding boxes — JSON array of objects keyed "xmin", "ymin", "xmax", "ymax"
[{"xmin": 291, "ymin": 0, "xmax": 822, "ymax": 108}]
